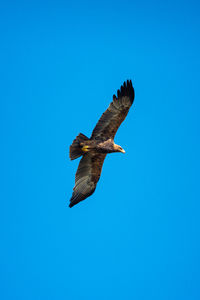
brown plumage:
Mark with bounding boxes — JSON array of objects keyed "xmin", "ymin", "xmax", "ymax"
[{"xmin": 69, "ymin": 80, "xmax": 135, "ymax": 207}]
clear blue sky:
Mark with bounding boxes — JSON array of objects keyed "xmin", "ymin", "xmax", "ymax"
[{"xmin": 1, "ymin": 0, "xmax": 200, "ymax": 299}]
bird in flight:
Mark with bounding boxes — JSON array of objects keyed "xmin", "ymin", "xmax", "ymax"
[{"xmin": 69, "ymin": 80, "xmax": 135, "ymax": 207}]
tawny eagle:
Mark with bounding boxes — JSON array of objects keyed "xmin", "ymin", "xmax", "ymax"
[{"xmin": 69, "ymin": 80, "xmax": 135, "ymax": 207}]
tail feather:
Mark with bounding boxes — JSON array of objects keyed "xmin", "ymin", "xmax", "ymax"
[{"xmin": 69, "ymin": 133, "xmax": 89, "ymax": 160}]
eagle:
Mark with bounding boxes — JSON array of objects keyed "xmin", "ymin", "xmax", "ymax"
[{"xmin": 69, "ymin": 80, "xmax": 135, "ymax": 207}]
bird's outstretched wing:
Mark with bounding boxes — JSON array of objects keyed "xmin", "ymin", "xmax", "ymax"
[
  {"xmin": 91, "ymin": 80, "xmax": 135, "ymax": 141},
  {"xmin": 69, "ymin": 153, "xmax": 106, "ymax": 207}
]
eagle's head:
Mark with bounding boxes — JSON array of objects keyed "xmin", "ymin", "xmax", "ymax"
[{"xmin": 113, "ymin": 143, "xmax": 125, "ymax": 153}]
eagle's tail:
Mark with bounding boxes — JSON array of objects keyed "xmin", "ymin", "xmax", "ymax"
[{"xmin": 69, "ymin": 133, "xmax": 89, "ymax": 160}]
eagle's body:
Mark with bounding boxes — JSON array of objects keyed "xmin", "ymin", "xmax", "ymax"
[
  {"xmin": 79, "ymin": 138, "xmax": 125, "ymax": 154},
  {"xmin": 69, "ymin": 80, "xmax": 135, "ymax": 207}
]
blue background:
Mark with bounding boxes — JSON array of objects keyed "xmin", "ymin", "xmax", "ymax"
[{"xmin": 1, "ymin": 0, "xmax": 200, "ymax": 299}]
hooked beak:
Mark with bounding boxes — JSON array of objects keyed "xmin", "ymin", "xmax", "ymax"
[{"xmin": 120, "ymin": 148, "xmax": 125, "ymax": 153}]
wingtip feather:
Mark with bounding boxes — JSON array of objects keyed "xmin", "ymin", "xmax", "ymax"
[{"xmin": 115, "ymin": 79, "xmax": 135, "ymax": 103}]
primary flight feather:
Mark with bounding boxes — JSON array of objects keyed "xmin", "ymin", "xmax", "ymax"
[{"xmin": 69, "ymin": 80, "xmax": 135, "ymax": 207}]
